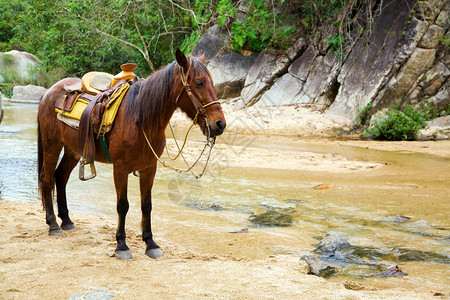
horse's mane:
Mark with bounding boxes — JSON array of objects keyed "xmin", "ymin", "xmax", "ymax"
[
  {"xmin": 125, "ymin": 62, "xmax": 176, "ymax": 130},
  {"xmin": 125, "ymin": 57, "xmax": 210, "ymax": 130}
]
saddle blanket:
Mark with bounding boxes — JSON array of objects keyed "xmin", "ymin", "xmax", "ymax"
[{"xmin": 55, "ymin": 82, "xmax": 130, "ymax": 133}]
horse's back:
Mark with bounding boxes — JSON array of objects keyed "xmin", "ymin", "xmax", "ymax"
[{"xmin": 40, "ymin": 78, "xmax": 80, "ymax": 109}]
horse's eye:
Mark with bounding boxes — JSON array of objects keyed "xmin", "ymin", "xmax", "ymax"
[{"xmin": 195, "ymin": 80, "xmax": 204, "ymax": 87}]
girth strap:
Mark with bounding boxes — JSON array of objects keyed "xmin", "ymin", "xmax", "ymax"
[{"xmin": 78, "ymin": 79, "xmax": 127, "ymax": 180}]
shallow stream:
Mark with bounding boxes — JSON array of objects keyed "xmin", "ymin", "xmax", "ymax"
[{"xmin": 0, "ymin": 103, "xmax": 449, "ymax": 293}]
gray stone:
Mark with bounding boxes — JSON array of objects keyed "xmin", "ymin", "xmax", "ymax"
[
  {"xmin": 435, "ymin": 10, "xmax": 448, "ymax": 27},
  {"xmin": 68, "ymin": 288, "xmax": 115, "ymax": 300},
  {"xmin": 0, "ymin": 73, "xmax": 5, "ymax": 83},
  {"xmin": 257, "ymin": 73, "xmax": 304, "ymax": 106},
  {"xmin": 315, "ymin": 233, "xmax": 351, "ymax": 254},
  {"xmin": 0, "ymin": 50, "xmax": 40, "ymax": 82},
  {"xmin": 241, "ymin": 51, "xmax": 290, "ymax": 106},
  {"xmin": 294, "ymin": 53, "xmax": 339, "ymax": 105},
  {"xmin": 422, "ymin": 62, "xmax": 450, "ymax": 96},
  {"xmin": 419, "ymin": 25, "xmax": 445, "ymax": 49},
  {"xmin": 328, "ymin": 3, "xmax": 428, "ymax": 119},
  {"xmin": 208, "ymin": 50, "xmax": 257, "ymax": 98},
  {"xmin": 418, "ymin": 116, "xmax": 450, "ymax": 140},
  {"xmin": 301, "ymin": 255, "xmax": 336, "ymax": 277},
  {"xmin": 191, "ymin": 25, "xmax": 229, "ymax": 61},
  {"xmin": 289, "ymin": 46, "xmax": 317, "ymax": 82},
  {"xmin": 417, "ymin": 0, "xmax": 443, "ymax": 22},
  {"xmin": 287, "ymin": 37, "xmax": 307, "ymax": 61},
  {"xmin": 12, "ymin": 85, "xmax": 47, "ymax": 102},
  {"xmin": 427, "ymin": 83, "xmax": 450, "ymax": 109},
  {"xmin": 380, "ymin": 47, "xmax": 436, "ymax": 105}
]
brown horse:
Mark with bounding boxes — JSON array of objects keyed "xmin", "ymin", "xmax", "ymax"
[{"xmin": 37, "ymin": 50, "xmax": 226, "ymax": 259}]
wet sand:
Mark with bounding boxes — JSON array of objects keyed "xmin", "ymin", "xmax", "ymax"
[
  {"xmin": 1, "ymin": 102, "xmax": 449, "ymax": 299},
  {"xmin": 0, "ymin": 199, "xmax": 445, "ymax": 299}
]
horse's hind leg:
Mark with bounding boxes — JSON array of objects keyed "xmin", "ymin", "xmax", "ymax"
[
  {"xmin": 55, "ymin": 147, "xmax": 80, "ymax": 230},
  {"xmin": 140, "ymin": 165, "xmax": 163, "ymax": 259},
  {"xmin": 40, "ymin": 140, "xmax": 64, "ymax": 236}
]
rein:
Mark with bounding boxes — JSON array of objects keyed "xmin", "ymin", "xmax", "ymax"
[{"xmin": 142, "ymin": 59, "xmax": 220, "ymax": 179}]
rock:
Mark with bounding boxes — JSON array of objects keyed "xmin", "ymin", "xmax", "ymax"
[
  {"xmin": 394, "ymin": 215, "xmax": 411, "ymax": 223},
  {"xmin": 0, "ymin": 50, "xmax": 40, "ymax": 82},
  {"xmin": 380, "ymin": 47, "xmax": 436, "ymax": 105},
  {"xmin": 315, "ymin": 233, "xmax": 351, "ymax": 254},
  {"xmin": 435, "ymin": 10, "xmax": 448, "ymax": 27},
  {"xmin": 328, "ymin": 2, "xmax": 427, "ymax": 119},
  {"xmin": 256, "ymin": 73, "xmax": 304, "ymax": 106},
  {"xmin": 288, "ymin": 46, "xmax": 317, "ymax": 82},
  {"xmin": 418, "ymin": 115, "xmax": 450, "ymax": 140},
  {"xmin": 286, "ymin": 37, "xmax": 307, "ymax": 61},
  {"xmin": 191, "ymin": 25, "xmax": 229, "ymax": 61},
  {"xmin": 208, "ymin": 50, "xmax": 257, "ymax": 98},
  {"xmin": 419, "ymin": 25, "xmax": 445, "ymax": 49},
  {"xmin": 376, "ymin": 265, "xmax": 407, "ymax": 277},
  {"xmin": 249, "ymin": 210, "xmax": 293, "ymax": 227},
  {"xmin": 241, "ymin": 51, "xmax": 290, "ymax": 106},
  {"xmin": 422, "ymin": 62, "xmax": 450, "ymax": 96},
  {"xmin": 301, "ymin": 254, "xmax": 336, "ymax": 277},
  {"xmin": 68, "ymin": 288, "xmax": 115, "ymax": 300},
  {"xmin": 427, "ymin": 83, "xmax": 449, "ymax": 110},
  {"xmin": 12, "ymin": 85, "xmax": 47, "ymax": 102},
  {"xmin": 0, "ymin": 74, "xmax": 5, "ymax": 83}
]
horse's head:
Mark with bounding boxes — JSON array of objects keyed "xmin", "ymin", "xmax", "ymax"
[{"xmin": 174, "ymin": 49, "xmax": 226, "ymax": 138}]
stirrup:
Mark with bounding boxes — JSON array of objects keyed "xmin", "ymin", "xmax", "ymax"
[{"xmin": 79, "ymin": 160, "xmax": 97, "ymax": 181}]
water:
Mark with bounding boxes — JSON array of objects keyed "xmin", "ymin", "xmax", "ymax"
[{"xmin": 1, "ymin": 102, "xmax": 449, "ymax": 293}]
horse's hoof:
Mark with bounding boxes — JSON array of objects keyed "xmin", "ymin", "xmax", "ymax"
[
  {"xmin": 61, "ymin": 223, "xmax": 75, "ymax": 231},
  {"xmin": 146, "ymin": 247, "xmax": 163, "ymax": 259},
  {"xmin": 48, "ymin": 229, "xmax": 63, "ymax": 236},
  {"xmin": 115, "ymin": 250, "xmax": 132, "ymax": 260}
]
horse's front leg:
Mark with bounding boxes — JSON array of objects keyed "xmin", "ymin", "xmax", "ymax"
[
  {"xmin": 140, "ymin": 165, "xmax": 163, "ymax": 258},
  {"xmin": 113, "ymin": 164, "xmax": 132, "ymax": 260}
]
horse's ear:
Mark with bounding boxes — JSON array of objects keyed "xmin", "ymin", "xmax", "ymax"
[
  {"xmin": 175, "ymin": 49, "xmax": 188, "ymax": 70},
  {"xmin": 198, "ymin": 54, "xmax": 206, "ymax": 63}
]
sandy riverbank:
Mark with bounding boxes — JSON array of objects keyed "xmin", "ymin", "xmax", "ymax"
[
  {"xmin": 0, "ymin": 199, "xmax": 445, "ymax": 299},
  {"xmin": 1, "ymin": 101, "xmax": 449, "ymax": 299}
]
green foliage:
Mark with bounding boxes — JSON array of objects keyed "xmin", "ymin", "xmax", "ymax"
[
  {"xmin": 216, "ymin": 0, "xmax": 237, "ymax": 27},
  {"xmin": 220, "ymin": 0, "xmax": 298, "ymax": 52},
  {"xmin": 437, "ymin": 34, "xmax": 450, "ymax": 50},
  {"xmin": 355, "ymin": 102, "xmax": 373, "ymax": 126},
  {"xmin": 302, "ymin": 0, "xmax": 345, "ymax": 30},
  {"xmin": 324, "ymin": 33, "xmax": 345, "ymax": 60},
  {"xmin": 367, "ymin": 104, "xmax": 429, "ymax": 141},
  {"xmin": 180, "ymin": 30, "xmax": 203, "ymax": 55}
]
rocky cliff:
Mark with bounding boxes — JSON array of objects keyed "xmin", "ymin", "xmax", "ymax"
[{"xmin": 193, "ymin": 0, "xmax": 449, "ymax": 126}]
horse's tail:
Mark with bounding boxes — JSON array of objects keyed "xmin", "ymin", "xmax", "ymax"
[{"xmin": 37, "ymin": 111, "xmax": 45, "ymax": 209}]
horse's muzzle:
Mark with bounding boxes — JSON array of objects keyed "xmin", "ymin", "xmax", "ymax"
[{"xmin": 206, "ymin": 119, "xmax": 226, "ymax": 138}]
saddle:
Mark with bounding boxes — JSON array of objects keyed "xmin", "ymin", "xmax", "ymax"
[{"xmin": 55, "ymin": 63, "xmax": 138, "ymax": 180}]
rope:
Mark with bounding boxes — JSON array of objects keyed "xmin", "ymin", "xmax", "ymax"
[
  {"xmin": 141, "ymin": 58, "xmax": 221, "ymax": 179},
  {"xmin": 142, "ymin": 127, "xmax": 215, "ymax": 179}
]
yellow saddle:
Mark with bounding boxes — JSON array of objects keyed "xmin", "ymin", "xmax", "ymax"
[
  {"xmin": 81, "ymin": 63, "xmax": 138, "ymax": 95},
  {"xmin": 56, "ymin": 63, "xmax": 138, "ymax": 133}
]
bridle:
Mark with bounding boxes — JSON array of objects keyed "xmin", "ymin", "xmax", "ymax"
[
  {"xmin": 142, "ymin": 58, "xmax": 221, "ymax": 179},
  {"xmin": 176, "ymin": 59, "xmax": 221, "ymax": 125}
]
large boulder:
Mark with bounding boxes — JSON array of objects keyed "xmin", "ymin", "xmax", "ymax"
[
  {"xmin": 418, "ymin": 116, "xmax": 450, "ymax": 140},
  {"xmin": 208, "ymin": 50, "xmax": 258, "ymax": 98},
  {"xmin": 257, "ymin": 73, "xmax": 304, "ymax": 106},
  {"xmin": 191, "ymin": 25, "xmax": 229, "ymax": 61},
  {"xmin": 12, "ymin": 85, "xmax": 47, "ymax": 102},
  {"xmin": 327, "ymin": 0, "xmax": 425, "ymax": 119},
  {"xmin": 241, "ymin": 51, "xmax": 290, "ymax": 106},
  {"xmin": 0, "ymin": 50, "xmax": 40, "ymax": 82}
]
